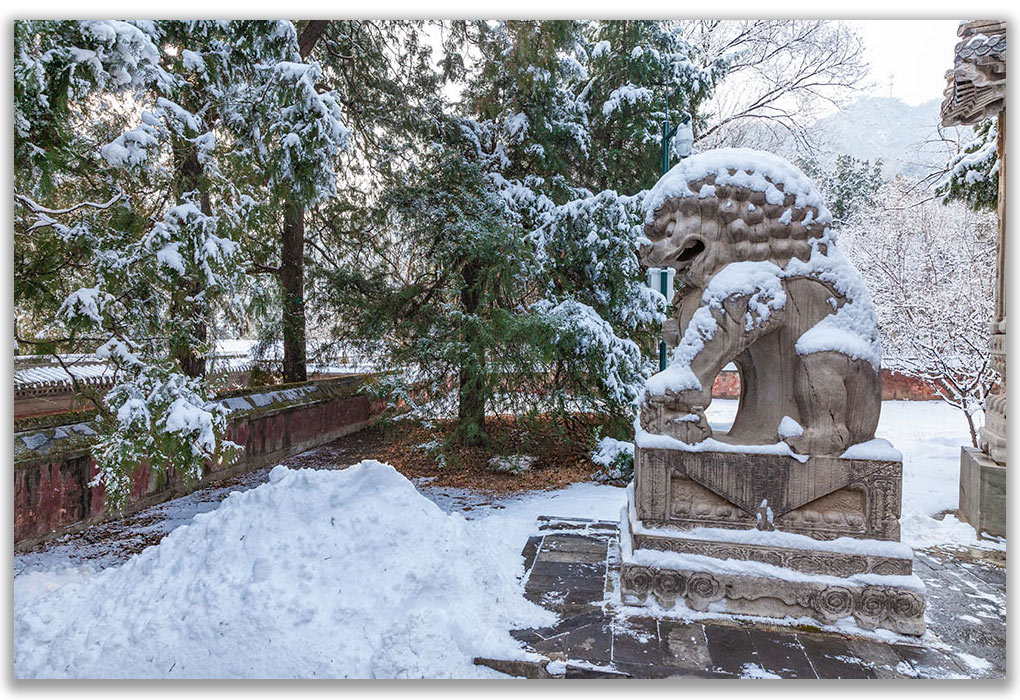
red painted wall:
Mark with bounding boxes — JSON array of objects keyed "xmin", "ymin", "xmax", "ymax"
[
  {"xmin": 710, "ymin": 369, "xmax": 939, "ymax": 401},
  {"xmin": 15, "ymin": 389, "xmax": 381, "ymax": 546}
]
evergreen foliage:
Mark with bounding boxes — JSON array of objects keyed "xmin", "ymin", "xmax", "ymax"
[
  {"xmin": 312, "ymin": 20, "xmax": 725, "ymax": 444},
  {"xmin": 578, "ymin": 19, "xmax": 726, "ymax": 193},
  {"xmin": 15, "ymin": 20, "xmax": 877, "ymax": 484},
  {"xmin": 936, "ymin": 118, "xmax": 999, "ymax": 212},
  {"xmin": 14, "ymin": 20, "xmax": 344, "ymax": 507},
  {"xmin": 797, "ymin": 153, "xmax": 884, "ymax": 227},
  {"xmin": 825, "ymin": 154, "xmax": 884, "ymax": 226},
  {"xmin": 325, "ymin": 129, "xmax": 541, "ymax": 445}
]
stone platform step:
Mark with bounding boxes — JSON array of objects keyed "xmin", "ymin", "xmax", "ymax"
[
  {"xmin": 487, "ymin": 516, "xmax": 1003, "ymax": 679},
  {"xmin": 621, "ymin": 506, "xmax": 927, "ymax": 636}
]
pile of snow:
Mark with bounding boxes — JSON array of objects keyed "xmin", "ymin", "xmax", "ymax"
[
  {"xmin": 840, "ymin": 438, "xmax": 903, "ymax": 462},
  {"xmin": 14, "ymin": 461, "xmax": 554, "ymax": 678},
  {"xmin": 777, "ymin": 416, "xmax": 804, "ymax": 439}
]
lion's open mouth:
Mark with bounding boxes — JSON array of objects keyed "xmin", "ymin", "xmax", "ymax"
[{"xmin": 673, "ymin": 237, "xmax": 705, "ymax": 267}]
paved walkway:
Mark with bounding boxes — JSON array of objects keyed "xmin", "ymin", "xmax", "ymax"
[{"xmin": 496, "ymin": 517, "xmax": 1005, "ymax": 679}]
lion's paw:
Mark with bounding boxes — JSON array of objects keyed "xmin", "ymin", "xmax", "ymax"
[
  {"xmin": 784, "ymin": 424, "xmax": 850, "ymax": 456},
  {"xmin": 664, "ymin": 412, "xmax": 712, "ymax": 445}
]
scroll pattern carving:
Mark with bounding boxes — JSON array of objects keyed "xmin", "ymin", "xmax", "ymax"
[{"xmin": 620, "ymin": 562, "xmax": 925, "ymax": 635}]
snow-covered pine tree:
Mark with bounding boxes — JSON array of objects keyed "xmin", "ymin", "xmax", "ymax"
[
  {"xmin": 239, "ymin": 21, "xmax": 443, "ymax": 379},
  {"xmin": 797, "ymin": 153, "xmax": 885, "ymax": 228},
  {"xmin": 14, "ymin": 21, "xmax": 162, "ymax": 344},
  {"xmin": 577, "ymin": 20, "xmax": 725, "ymax": 193},
  {"xmin": 14, "ymin": 20, "xmax": 345, "ymax": 509},
  {"xmin": 453, "ymin": 20, "xmax": 727, "ymax": 431},
  {"xmin": 229, "ymin": 20, "xmax": 733, "ymax": 449},
  {"xmin": 227, "ymin": 20, "xmax": 349, "ymax": 383},
  {"xmin": 321, "ymin": 20, "xmax": 729, "ymax": 444},
  {"xmin": 318, "ymin": 116, "xmax": 545, "ymax": 445}
]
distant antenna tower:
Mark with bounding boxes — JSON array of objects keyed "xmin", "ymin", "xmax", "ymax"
[{"xmin": 888, "ymin": 73, "xmax": 894, "ymax": 98}]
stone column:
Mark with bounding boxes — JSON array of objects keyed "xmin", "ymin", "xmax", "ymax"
[
  {"xmin": 980, "ymin": 108, "xmax": 1007, "ymax": 465},
  {"xmin": 960, "ymin": 107, "xmax": 1007, "ymax": 538}
]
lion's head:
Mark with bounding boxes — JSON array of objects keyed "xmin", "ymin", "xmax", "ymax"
[{"xmin": 639, "ymin": 149, "xmax": 833, "ymax": 295}]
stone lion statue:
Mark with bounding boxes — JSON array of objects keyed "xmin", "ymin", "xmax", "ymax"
[{"xmin": 638, "ymin": 148, "xmax": 882, "ymax": 456}]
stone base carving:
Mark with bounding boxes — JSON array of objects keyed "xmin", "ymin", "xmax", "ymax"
[
  {"xmin": 635, "ymin": 446, "xmax": 903, "ymax": 541},
  {"xmin": 959, "ymin": 446, "xmax": 1006, "ymax": 539},
  {"xmin": 620, "ymin": 504, "xmax": 926, "ymax": 636},
  {"xmin": 623, "ymin": 446, "xmax": 925, "ymax": 636}
]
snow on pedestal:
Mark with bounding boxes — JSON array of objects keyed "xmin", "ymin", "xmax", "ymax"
[{"xmin": 623, "ymin": 148, "xmax": 925, "ymax": 635}]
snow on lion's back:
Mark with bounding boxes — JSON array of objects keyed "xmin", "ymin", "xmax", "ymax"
[{"xmin": 14, "ymin": 461, "xmax": 553, "ymax": 679}]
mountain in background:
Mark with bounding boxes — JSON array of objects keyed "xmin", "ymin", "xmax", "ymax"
[{"xmin": 807, "ymin": 96, "xmax": 969, "ymax": 179}]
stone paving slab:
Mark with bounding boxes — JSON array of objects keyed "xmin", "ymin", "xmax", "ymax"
[
  {"xmin": 746, "ymin": 628, "xmax": 816, "ymax": 678},
  {"xmin": 506, "ymin": 516, "xmax": 1005, "ymax": 679}
]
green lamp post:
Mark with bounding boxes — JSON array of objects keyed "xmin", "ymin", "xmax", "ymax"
[
  {"xmin": 651, "ymin": 99, "xmax": 693, "ymax": 371},
  {"xmin": 647, "ymin": 267, "xmax": 676, "ymax": 371}
]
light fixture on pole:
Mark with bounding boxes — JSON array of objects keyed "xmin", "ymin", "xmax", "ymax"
[{"xmin": 672, "ymin": 113, "xmax": 693, "ymax": 160}]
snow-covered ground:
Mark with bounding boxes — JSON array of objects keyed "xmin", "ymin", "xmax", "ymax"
[
  {"xmin": 703, "ymin": 399, "xmax": 1002, "ymax": 551},
  {"xmin": 15, "ymin": 463, "xmax": 560, "ymax": 678},
  {"xmin": 13, "ymin": 399, "xmax": 1002, "ymax": 678}
]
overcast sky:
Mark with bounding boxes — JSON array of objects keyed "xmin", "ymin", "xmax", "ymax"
[{"xmin": 854, "ymin": 19, "xmax": 963, "ymax": 106}]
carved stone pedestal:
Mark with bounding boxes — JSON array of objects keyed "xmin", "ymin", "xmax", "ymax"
[
  {"xmin": 960, "ymin": 323, "xmax": 1007, "ymax": 539},
  {"xmin": 960, "ymin": 446, "xmax": 1007, "ymax": 539},
  {"xmin": 620, "ymin": 446, "xmax": 927, "ymax": 636}
]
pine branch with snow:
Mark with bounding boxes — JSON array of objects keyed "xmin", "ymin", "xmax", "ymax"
[
  {"xmin": 936, "ymin": 118, "xmax": 998, "ymax": 212},
  {"xmin": 14, "ymin": 20, "xmax": 348, "ymax": 507}
]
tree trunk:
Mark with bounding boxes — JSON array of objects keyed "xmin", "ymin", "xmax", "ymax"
[
  {"xmin": 966, "ymin": 410, "xmax": 979, "ymax": 449},
  {"xmin": 171, "ymin": 141, "xmax": 212, "ymax": 379},
  {"xmin": 457, "ymin": 260, "xmax": 486, "ymax": 445},
  {"xmin": 281, "ymin": 200, "xmax": 307, "ymax": 384},
  {"xmin": 298, "ymin": 20, "xmax": 330, "ymax": 58},
  {"xmin": 278, "ymin": 19, "xmax": 330, "ymax": 384},
  {"xmin": 174, "ymin": 279, "xmax": 208, "ymax": 379}
]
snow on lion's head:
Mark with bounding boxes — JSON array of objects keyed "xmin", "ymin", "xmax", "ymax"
[{"xmin": 639, "ymin": 148, "xmax": 834, "ymax": 292}]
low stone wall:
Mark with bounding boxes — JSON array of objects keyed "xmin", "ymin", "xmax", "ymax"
[
  {"xmin": 710, "ymin": 370, "xmax": 742, "ymax": 400},
  {"xmin": 14, "ymin": 368, "xmax": 259, "ymax": 419},
  {"xmin": 14, "ymin": 375, "xmax": 384, "ymax": 548},
  {"xmin": 879, "ymin": 370, "xmax": 940, "ymax": 401},
  {"xmin": 711, "ymin": 368, "xmax": 938, "ymax": 401}
]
